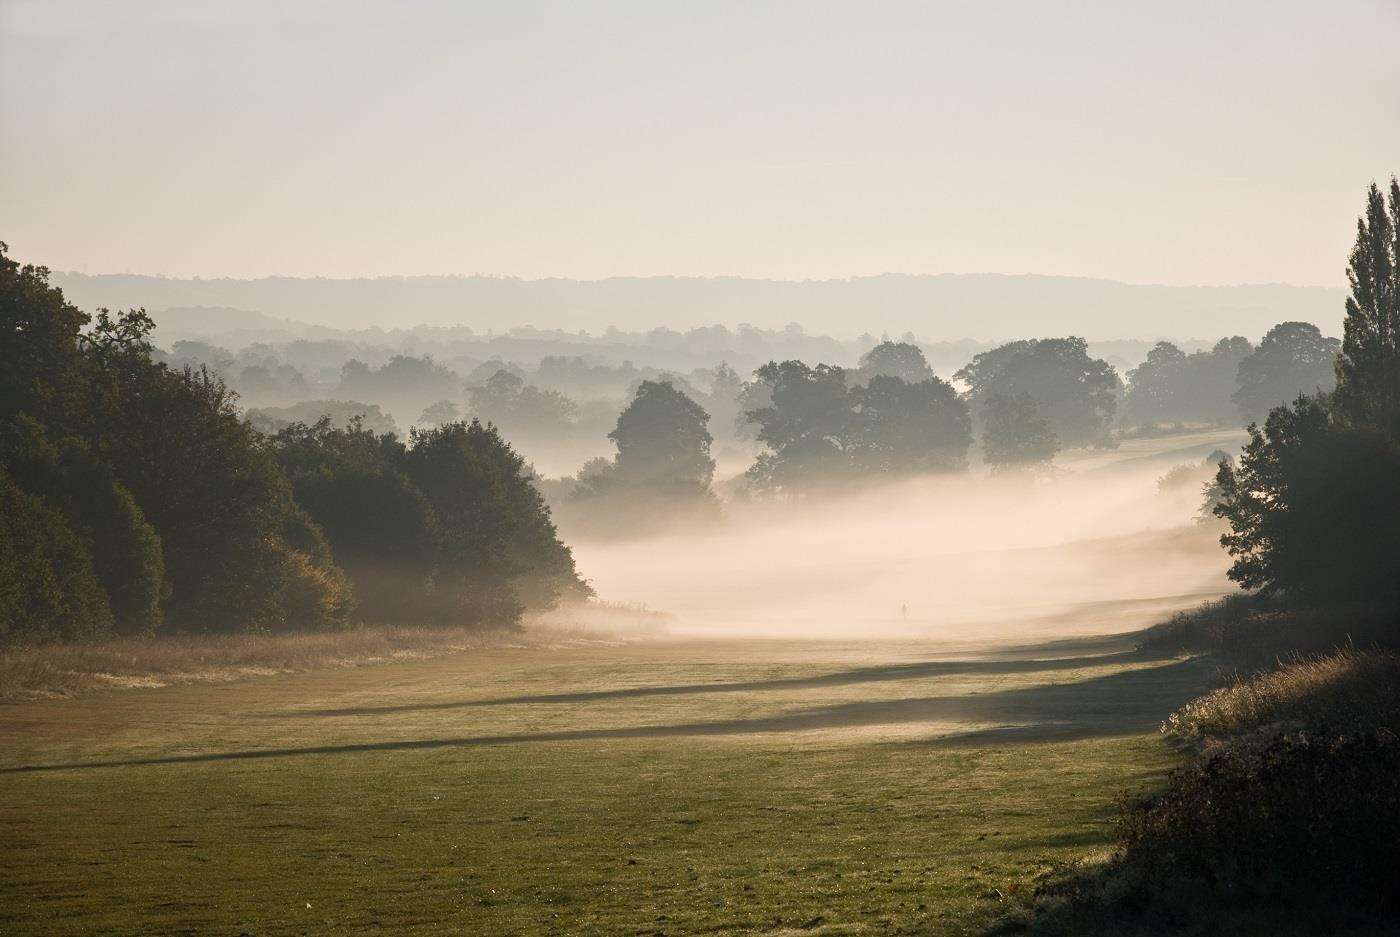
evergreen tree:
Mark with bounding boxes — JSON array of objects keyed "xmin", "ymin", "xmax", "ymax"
[{"xmin": 1334, "ymin": 177, "xmax": 1400, "ymax": 439}]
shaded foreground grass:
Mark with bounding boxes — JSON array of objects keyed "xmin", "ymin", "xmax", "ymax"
[{"xmin": 0, "ymin": 635, "xmax": 1210, "ymax": 935}]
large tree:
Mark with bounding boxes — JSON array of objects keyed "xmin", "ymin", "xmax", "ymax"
[
  {"xmin": 1124, "ymin": 341, "xmax": 1188, "ymax": 425},
  {"xmin": 981, "ymin": 392, "xmax": 1060, "ymax": 472},
  {"xmin": 1214, "ymin": 395, "xmax": 1400, "ymax": 605},
  {"xmin": 1232, "ymin": 322, "xmax": 1340, "ymax": 423},
  {"xmin": 1183, "ymin": 336, "xmax": 1253, "ymax": 424},
  {"xmin": 954, "ymin": 338, "xmax": 1120, "ymax": 447},
  {"xmin": 1333, "ymin": 177, "xmax": 1400, "ymax": 439},
  {"xmin": 745, "ymin": 360, "xmax": 854, "ymax": 493},
  {"xmin": 858, "ymin": 341, "xmax": 934, "ymax": 385},
  {"xmin": 849, "ymin": 375, "xmax": 971, "ymax": 474},
  {"xmin": 609, "ymin": 380, "xmax": 715, "ymax": 494}
]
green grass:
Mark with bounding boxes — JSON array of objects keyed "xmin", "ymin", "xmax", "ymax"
[{"xmin": 0, "ymin": 635, "xmax": 1213, "ymax": 935}]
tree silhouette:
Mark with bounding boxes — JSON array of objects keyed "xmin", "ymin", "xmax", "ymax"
[{"xmin": 1333, "ymin": 177, "xmax": 1400, "ymax": 439}]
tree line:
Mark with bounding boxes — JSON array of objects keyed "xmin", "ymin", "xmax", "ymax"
[{"xmin": 0, "ymin": 247, "xmax": 587, "ymax": 647}]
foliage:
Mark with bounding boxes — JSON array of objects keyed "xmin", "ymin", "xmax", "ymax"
[
  {"xmin": 0, "ymin": 242, "xmax": 89, "ymax": 428},
  {"xmin": 745, "ymin": 360, "xmax": 855, "ymax": 493},
  {"xmin": 1213, "ymin": 395, "xmax": 1400, "ymax": 606},
  {"xmin": 1122, "ymin": 730, "xmax": 1400, "ymax": 910},
  {"xmin": 849, "ymin": 374, "xmax": 971, "ymax": 473},
  {"xmin": 1122, "ymin": 337, "xmax": 1255, "ymax": 428},
  {"xmin": 274, "ymin": 416, "xmax": 586, "ymax": 625},
  {"xmin": 417, "ymin": 398, "xmax": 460, "ymax": 427},
  {"xmin": 3, "ymin": 416, "xmax": 166, "ymax": 636},
  {"xmin": 1123, "ymin": 341, "xmax": 1187, "ymax": 425},
  {"xmin": 858, "ymin": 340, "xmax": 934, "ymax": 384},
  {"xmin": 467, "ymin": 369, "xmax": 578, "ymax": 438},
  {"xmin": 0, "ymin": 470, "xmax": 114, "ymax": 645},
  {"xmin": 564, "ymin": 382, "xmax": 720, "ymax": 535},
  {"xmin": 1182, "ymin": 336, "xmax": 1253, "ymax": 424},
  {"xmin": 339, "ymin": 354, "xmax": 461, "ymax": 421},
  {"xmin": 955, "ymin": 337, "xmax": 1120, "ymax": 447},
  {"xmin": 0, "ymin": 244, "xmax": 353, "ymax": 639},
  {"xmin": 608, "ymin": 380, "xmax": 715, "ymax": 492},
  {"xmin": 1333, "ymin": 177, "xmax": 1400, "ymax": 439},
  {"xmin": 247, "ymin": 399, "xmax": 401, "ymax": 437},
  {"xmin": 981, "ymin": 393, "xmax": 1059, "ymax": 472},
  {"xmin": 1232, "ymin": 322, "xmax": 1340, "ymax": 422}
]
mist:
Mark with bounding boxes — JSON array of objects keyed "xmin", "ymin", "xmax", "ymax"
[{"xmin": 568, "ymin": 442, "xmax": 1234, "ymax": 642}]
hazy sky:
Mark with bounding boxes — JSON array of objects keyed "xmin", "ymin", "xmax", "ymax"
[{"xmin": 3, "ymin": 1, "xmax": 1397, "ymax": 286}]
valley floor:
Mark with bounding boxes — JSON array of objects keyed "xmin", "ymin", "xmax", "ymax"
[{"xmin": 0, "ymin": 629, "xmax": 1216, "ymax": 935}]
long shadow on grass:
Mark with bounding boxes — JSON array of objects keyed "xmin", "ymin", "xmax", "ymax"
[
  {"xmin": 267, "ymin": 648, "xmax": 1155, "ymax": 718},
  {"xmin": 1, "ymin": 658, "xmax": 1215, "ymax": 773}
]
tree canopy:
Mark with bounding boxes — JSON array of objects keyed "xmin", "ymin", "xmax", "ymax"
[
  {"xmin": 1232, "ymin": 322, "xmax": 1340, "ymax": 423},
  {"xmin": 954, "ymin": 338, "xmax": 1120, "ymax": 447},
  {"xmin": 1333, "ymin": 177, "xmax": 1400, "ymax": 438}
]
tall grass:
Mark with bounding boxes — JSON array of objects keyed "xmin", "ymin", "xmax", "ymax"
[{"xmin": 1163, "ymin": 648, "xmax": 1400, "ymax": 745}]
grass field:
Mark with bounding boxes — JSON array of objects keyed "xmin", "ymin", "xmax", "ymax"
[{"xmin": 0, "ymin": 629, "xmax": 1216, "ymax": 936}]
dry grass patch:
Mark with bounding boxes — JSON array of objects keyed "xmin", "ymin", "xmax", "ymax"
[{"xmin": 1163, "ymin": 647, "xmax": 1400, "ymax": 745}]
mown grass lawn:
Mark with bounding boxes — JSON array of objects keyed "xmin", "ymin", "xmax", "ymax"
[{"xmin": 0, "ymin": 636, "xmax": 1210, "ymax": 936}]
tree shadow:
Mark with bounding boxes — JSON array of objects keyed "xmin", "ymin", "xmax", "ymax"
[
  {"xmin": 261, "ymin": 648, "xmax": 1157, "ymax": 718},
  {"xmin": 2, "ymin": 657, "xmax": 1214, "ymax": 774}
]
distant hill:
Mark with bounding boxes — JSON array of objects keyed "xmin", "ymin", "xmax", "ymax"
[{"xmin": 49, "ymin": 271, "xmax": 1344, "ymax": 341}]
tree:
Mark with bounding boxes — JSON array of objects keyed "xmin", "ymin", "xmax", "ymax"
[
  {"xmin": 1124, "ymin": 342, "xmax": 1188, "ymax": 425},
  {"xmin": 0, "ymin": 243, "xmax": 88, "ymax": 431},
  {"xmin": 849, "ymin": 375, "xmax": 971, "ymax": 474},
  {"xmin": 699, "ymin": 362, "xmax": 745, "ymax": 443},
  {"xmin": 406, "ymin": 421, "xmax": 588, "ymax": 619},
  {"xmin": 609, "ymin": 381, "xmax": 715, "ymax": 494},
  {"xmin": 745, "ymin": 361, "xmax": 854, "ymax": 493},
  {"xmin": 0, "ymin": 470, "xmax": 113, "ymax": 646},
  {"xmin": 1182, "ymin": 337, "xmax": 1253, "ymax": 424},
  {"xmin": 2, "ymin": 421, "xmax": 165, "ymax": 636},
  {"xmin": 859, "ymin": 341, "xmax": 934, "ymax": 384},
  {"xmin": 276, "ymin": 417, "xmax": 588, "ymax": 624},
  {"xmin": 339, "ymin": 354, "xmax": 461, "ymax": 423},
  {"xmin": 566, "ymin": 382, "xmax": 719, "ymax": 533},
  {"xmin": 247, "ymin": 399, "xmax": 400, "ymax": 437},
  {"xmin": 467, "ymin": 370, "xmax": 578, "ymax": 438},
  {"xmin": 1214, "ymin": 395, "xmax": 1400, "ymax": 606},
  {"xmin": 981, "ymin": 393, "xmax": 1059, "ymax": 472},
  {"xmin": 273, "ymin": 418, "xmax": 440, "ymax": 623},
  {"xmin": 955, "ymin": 338, "xmax": 1120, "ymax": 447},
  {"xmin": 1333, "ymin": 177, "xmax": 1400, "ymax": 439},
  {"xmin": 418, "ymin": 399, "xmax": 460, "ymax": 427},
  {"xmin": 1233, "ymin": 322, "xmax": 1340, "ymax": 423}
]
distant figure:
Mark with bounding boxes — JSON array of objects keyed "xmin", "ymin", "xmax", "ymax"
[{"xmin": 901, "ymin": 603, "xmax": 908, "ymax": 619}]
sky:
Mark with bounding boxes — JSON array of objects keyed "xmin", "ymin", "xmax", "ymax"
[{"xmin": 3, "ymin": 1, "xmax": 1398, "ymax": 286}]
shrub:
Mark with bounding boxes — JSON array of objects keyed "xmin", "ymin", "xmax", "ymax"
[
  {"xmin": 1119, "ymin": 729, "xmax": 1400, "ymax": 911},
  {"xmin": 0, "ymin": 473, "xmax": 113, "ymax": 645}
]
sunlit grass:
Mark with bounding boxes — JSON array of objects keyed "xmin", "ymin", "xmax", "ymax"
[{"xmin": 0, "ymin": 636, "xmax": 1209, "ymax": 935}]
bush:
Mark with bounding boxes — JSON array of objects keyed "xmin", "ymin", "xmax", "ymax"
[
  {"xmin": 260, "ymin": 538, "xmax": 356, "ymax": 632},
  {"xmin": 1119, "ymin": 729, "xmax": 1400, "ymax": 910},
  {"xmin": 1138, "ymin": 593, "xmax": 1396, "ymax": 663},
  {"xmin": 1007, "ymin": 727, "xmax": 1400, "ymax": 935},
  {"xmin": 1136, "ymin": 593, "xmax": 1262, "ymax": 654},
  {"xmin": 0, "ymin": 473, "xmax": 113, "ymax": 645}
]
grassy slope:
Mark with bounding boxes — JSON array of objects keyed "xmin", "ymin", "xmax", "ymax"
[{"xmin": 0, "ymin": 636, "xmax": 1214, "ymax": 936}]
